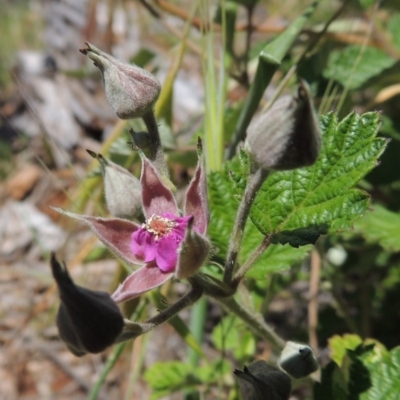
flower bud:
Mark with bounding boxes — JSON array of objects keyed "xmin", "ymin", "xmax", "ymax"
[
  {"xmin": 80, "ymin": 42, "xmax": 161, "ymax": 119},
  {"xmin": 175, "ymin": 218, "xmax": 211, "ymax": 279},
  {"xmin": 279, "ymin": 341, "xmax": 319, "ymax": 379},
  {"xmin": 245, "ymin": 79, "xmax": 321, "ymax": 171},
  {"xmin": 50, "ymin": 253, "xmax": 124, "ymax": 356},
  {"xmin": 87, "ymin": 150, "xmax": 142, "ymax": 219},
  {"xmin": 234, "ymin": 360, "xmax": 292, "ymax": 400}
]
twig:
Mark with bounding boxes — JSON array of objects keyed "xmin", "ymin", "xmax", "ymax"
[
  {"xmin": 223, "ymin": 168, "xmax": 269, "ymax": 285},
  {"xmin": 217, "ymin": 296, "xmax": 285, "ymax": 351},
  {"xmin": 141, "ymin": 110, "xmax": 168, "ymax": 176},
  {"xmin": 116, "ymin": 285, "xmax": 204, "ymax": 342},
  {"xmin": 233, "ymin": 234, "xmax": 272, "ymax": 283},
  {"xmin": 308, "ymin": 249, "xmax": 320, "ymax": 351}
]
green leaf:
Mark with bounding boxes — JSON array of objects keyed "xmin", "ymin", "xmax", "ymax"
[
  {"xmin": 314, "ymin": 344, "xmax": 373, "ymax": 400},
  {"xmin": 328, "ymin": 334, "xmax": 364, "ymax": 366},
  {"xmin": 211, "ymin": 315, "xmax": 256, "ymax": 361},
  {"xmin": 250, "ymin": 112, "xmax": 387, "ymax": 246},
  {"xmin": 144, "ymin": 361, "xmax": 199, "ymax": 399},
  {"xmin": 196, "ymin": 359, "xmax": 232, "ymax": 383},
  {"xmin": 242, "ymin": 229, "xmax": 312, "ymax": 279},
  {"xmin": 323, "ymin": 45, "xmax": 396, "ymax": 90},
  {"xmin": 388, "ymin": 13, "xmax": 400, "ymax": 50},
  {"xmin": 151, "ymin": 292, "xmax": 204, "ymax": 357},
  {"xmin": 360, "ymin": 347, "xmax": 400, "ymax": 400},
  {"xmin": 208, "ymin": 158, "xmax": 311, "ymax": 278},
  {"xmin": 354, "ymin": 205, "xmax": 400, "ymax": 252},
  {"xmin": 144, "ymin": 360, "xmax": 231, "ymax": 399}
]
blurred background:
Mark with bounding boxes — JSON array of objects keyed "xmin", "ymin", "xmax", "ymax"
[{"xmin": 1, "ymin": 0, "xmax": 400, "ymax": 399}]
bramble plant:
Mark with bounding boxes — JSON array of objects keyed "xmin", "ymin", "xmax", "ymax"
[{"xmin": 48, "ymin": 1, "xmax": 400, "ymax": 399}]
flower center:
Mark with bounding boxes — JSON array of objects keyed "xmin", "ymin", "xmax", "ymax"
[{"xmin": 143, "ymin": 214, "xmax": 177, "ymax": 240}]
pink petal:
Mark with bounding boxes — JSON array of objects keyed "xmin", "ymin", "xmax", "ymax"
[
  {"xmin": 131, "ymin": 229, "xmax": 156, "ymax": 262},
  {"xmin": 155, "ymin": 235, "xmax": 180, "ymax": 272},
  {"xmin": 184, "ymin": 144, "xmax": 209, "ymax": 235},
  {"xmin": 141, "ymin": 157, "xmax": 178, "ymax": 218},
  {"xmin": 162, "ymin": 214, "xmax": 192, "ymax": 239},
  {"xmin": 111, "ymin": 262, "xmax": 173, "ymax": 303},
  {"xmin": 52, "ymin": 208, "xmax": 143, "ymax": 266}
]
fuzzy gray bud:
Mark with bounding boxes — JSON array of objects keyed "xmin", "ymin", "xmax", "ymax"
[
  {"xmin": 279, "ymin": 341, "xmax": 319, "ymax": 379},
  {"xmin": 87, "ymin": 150, "xmax": 142, "ymax": 219},
  {"xmin": 245, "ymin": 80, "xmax": 321, "ymax": 171},
  {"xmin": 80, "ymin": 43, "xmax": 161, "ymax": 119}
]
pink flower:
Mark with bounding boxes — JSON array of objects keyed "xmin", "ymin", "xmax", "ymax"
[{"xmin": 54, "ymin": 143, "xmax": 210, "ymax": 303}]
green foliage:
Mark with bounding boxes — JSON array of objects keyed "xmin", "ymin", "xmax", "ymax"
[
  {"xmin": 249, "ymin": 112, "xmax": 387, "ymax": 246},
  {"xmin": 208, "ymin": 156, "xmax": 312, "ymax": 278},
  {"xmin": 360, "ymin": 347, "xmax": 400, "ymax": 400},
  {"xmin": 388, "ymin": 13, "xmax": 400, "ymax": 50},
  {"xmin": 144, "ymin": 359, "xmax": 231, "ymax": 399},
  {"xmin": 316, "ymin": 335, "xmax": 400, "ymax": 400},
  {"xmin": 328, "ymin": 334, "xmax": 365, "ymax": 366},
  {"xmin": 211, "ymin": 315, "xmax": 256, "ymax": 361},
  {"xmin": 354, "ymin": 205, "xmax": 400, "ymax": 252},
  {"xmin": 323, "ymin": 45, "xmax": 396, "ymax": 90},
  {"xmin": 314, "ymin": 344, "xmax": 373, "ymax": 400}
]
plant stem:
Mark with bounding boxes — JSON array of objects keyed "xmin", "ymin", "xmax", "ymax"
[
  {"xmin": 233, "ymin": 234, "xmax": 272, "ymax": 283},
  {"xmin": 116, "ymin": 285, "xmax": 204, "ymax": 342},
  {"xmin": 87, "ymin": 342, "xmax": 127, "ymax": 400},
  {"xmin": 223, "ymin": 168, "xmax": 269, "ymax": 285},
  {"xmin": 141, "ymin": 110, "xmax": 168, "ymax": 176},
  {"xmin": 218, "ymin": 296, "xmax": 285, "ymax": 351}
]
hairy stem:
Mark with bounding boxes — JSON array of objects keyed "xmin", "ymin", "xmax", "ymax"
[
  {"xmin": 233, "ymin": 234, "xmax": 272, "ymax": 283},
  {"xmin": 218, "ymin": 296, "xmax": 285, "ymax": 351},
  {"xmin": 141, "ymin": 110, "xmax": 168, "ymax": 176},
  {"xmin": 116, "ymin": 285, "xmax": 204, "ymax": 343},
  {"xmin": 223, "ymin": 168, "xmax": 269, "ymax": 285}
]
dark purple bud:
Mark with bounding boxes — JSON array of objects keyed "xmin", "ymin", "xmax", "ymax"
[
  {"xmin": 234, "ymin": 360, "xmax": 292, "ymax": 400},
  {"xmin": 50, "ymin": 253, "xmax": 124, "ymax": 356}
]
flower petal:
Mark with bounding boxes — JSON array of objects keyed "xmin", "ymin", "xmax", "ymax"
[
  {"xmin": 141, "ymin": 157, "xmax": 178, "ymax": 218},
  {"xmin": 131, "ymin": 228, "xmax": 156, "ymax": 262},
  {"xmin": 184, "ymin": 139, "xmax": 209, "ymax": 235},
  {"xmin": 155, "ymin": 235, "xmax": 180, "ymax": 272},
  {"xmin": 52, "ymin": 208, "xmax": 143, "ymax": 265},
  {"xmin": 111, "ymin": 262, "xmax": 173, "ymax": 303}
]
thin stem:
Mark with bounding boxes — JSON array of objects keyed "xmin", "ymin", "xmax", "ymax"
[
  {"xmin": 331, "ymin": 285, "xmax": 360, "ymax": 335},
  {"xmin": 233, "ymin": 234, "xmax": 272, "ymax": 283},
  {"xmin": 116, "ymin": 285, "xmax": 204, "ymax": 342},
  {"xmin": 218, "ymin": 296, "xmax": 285, "ymax": 351},
  {"xmin": 241, "ymin": 4, "xmax": 255, "ymax": 87},
  {"xmin": 87, "ymin": 342, "xmax": 127, "ymax": 400},
  {"xmin": 308, "ymin": 249, "xmax": 321, "ymax": 351},
  {"xmin": 141, "ymin": 110, "xmax": 168, "ymax": 176},
  {"xmin": 223, "ymin": 168, "xmax": 269, "ymax": 285}
]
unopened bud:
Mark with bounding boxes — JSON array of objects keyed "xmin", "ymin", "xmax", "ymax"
[
  {"xmin": 245, "ymin": 80, "xmax": 321, "ymax": 171},
  {"xmin": 87, "ymin": 150, "xmax": 142, "ymax": 219},
  {"xmin": 279, "ymin": 341, "xmax": 319, "ymax": 379},
  {"xmin": 234, "ymin": 360, "xmax": 292, "ymax": 400},
  {"xmin": 175, "ymin": 218, "xmax": 210, "ymax": 279},
  {"xmin": 80, "ymin": 43, "xmax": 161, "ymax": 119},
  {"xmin": 50, "ymin": 253, "xmax": 124, "ymax": 356}
]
